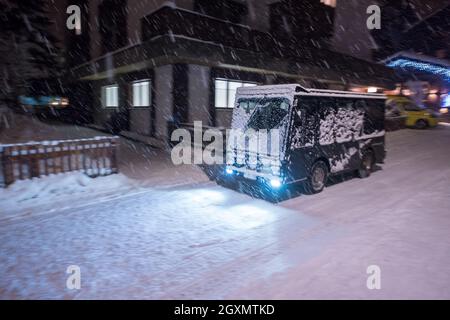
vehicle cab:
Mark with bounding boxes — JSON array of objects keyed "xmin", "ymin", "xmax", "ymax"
[{"xmin": 225, "ymin": 85, "xmax": 298, "ymax": 189}]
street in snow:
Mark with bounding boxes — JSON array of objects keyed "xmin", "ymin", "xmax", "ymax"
[
  {"xmin": 1, "ymin": 122, "xmax": 449, "ymax": 299},
  {"xmin": 1, "ymin": 0, "xmax": 449, "ymax": 302}
]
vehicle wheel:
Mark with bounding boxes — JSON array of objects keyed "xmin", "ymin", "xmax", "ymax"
[
  {"xmin": 304, "ymin": 161, "xmax": 328, "ymax": 194},
  {"xmin": 358, "ymin": 150, "xmax": 374, "ymax": 178},
  {"xmin": 415, "ymin": 119, "xmax": 428, "ymax": 129}
]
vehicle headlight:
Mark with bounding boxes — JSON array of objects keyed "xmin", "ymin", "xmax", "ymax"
[{"xmin": 270, "ymin": 178, "xmax": 282, "ymax": 189}]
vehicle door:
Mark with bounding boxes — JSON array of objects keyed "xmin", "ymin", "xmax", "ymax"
[{"xmin": 286, "ymin": 97, "xmax": 319, "ymax": 181}]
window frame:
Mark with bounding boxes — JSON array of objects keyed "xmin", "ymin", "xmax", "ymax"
[
  {"xmin": 131, "ymin": 79, "xmax": 151, "ymax": 108},
  {"xmin": 214, "ymin": 78, "xmax": 258, "ymax": 109},
  {"xmin": 101, "ymin": 84, "xmax": 119, "ymax": 109}
]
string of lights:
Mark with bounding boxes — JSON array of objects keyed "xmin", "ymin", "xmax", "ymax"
[{"xmin": 387, "ymin": 58, "xmax": 450, "ymax": 83}]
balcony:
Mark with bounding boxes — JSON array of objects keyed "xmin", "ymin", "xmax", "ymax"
[
  {"xmin": 140, "ymin": 5, "xmax": 390, "ymax": 76},
  {"xmin": 71, "ymin": 5, "xmax": 396, "ymax": 89},
  {"xmin": 141, "ymin": 5, "xmax": 276, "ymax": 54}
]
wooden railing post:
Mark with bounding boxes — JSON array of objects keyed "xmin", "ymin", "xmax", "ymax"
[
  {"xmin": 30, "ymin": 145, "xmax": 40, "ymax": 178},
  {"xmin": 2, "ymin": 147, "xmax": 14, "ymax": 186},
  {"xmin": 110, "ymin": 137, "xmax": 119, "ymax": 174},
  {"xmin": 0, "ymin": 147, "xmax": 4, "ymax": 187}
]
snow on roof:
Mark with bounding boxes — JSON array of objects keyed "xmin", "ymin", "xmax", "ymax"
[
  {"xmin": 237, "ymin": 84, "xmax": 309, "ymax": 97},
  {"xmin": 237, "ymin": 84, "xmax": 386, "ymax": 99},
  {"xmin": 302, "ymin": 89, "xmax": 387, "ymax": 99}
]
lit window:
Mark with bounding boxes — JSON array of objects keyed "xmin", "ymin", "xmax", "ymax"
[
  {"xmin": 214, "ymin": 79, "xmax": 257, "ymax": 108},
  {"xmin": 101, "ymin": 85, "xmax": 119, "ymax": 108},
  {"xmin": 320, "ymin": 0, "xmax": 336, "ymax": 8},
  {"xmin": 215, "ymin": 79, "xmax": 228, "ymax": 109},
  {"xmin": 132, "ymin": 80, "xmax": 151, "ymax": 107}
]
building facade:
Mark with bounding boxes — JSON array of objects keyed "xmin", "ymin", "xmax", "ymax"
[{"xmin": 61, "ymin": 0, "xmax": 396, "ymax": 147}]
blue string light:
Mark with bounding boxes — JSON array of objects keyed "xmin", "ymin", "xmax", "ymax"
[
  {"xmin": 387, "ymin": 58, "xmax": 450, "ymax": 82},
  {"xmin": 443, "ymin": 94, "xmax": 450, "ymax": 107}
]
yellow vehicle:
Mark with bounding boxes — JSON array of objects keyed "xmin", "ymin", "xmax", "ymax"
[{"xmin": 386, "ymin": 96, "xmax": 439, "ymax": 129}]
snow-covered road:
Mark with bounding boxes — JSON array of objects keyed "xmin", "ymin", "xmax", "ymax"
[{"xmin": 1, "ymin": 125, "xmax": 450, "ymax": 299}]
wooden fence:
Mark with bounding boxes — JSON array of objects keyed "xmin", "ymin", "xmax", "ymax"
[{"xmin": 0, "ymin": 136, "xmax": 119, "ymax": 187}]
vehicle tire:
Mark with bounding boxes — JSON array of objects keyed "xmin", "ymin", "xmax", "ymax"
[
  {"xmin": 304, "ymin": 161, "xmax": 328, "ymax": 194},
  {"xmin": 358, "ymin": 150, "xmax": 374, "ymax": 179},
  {"xmin": 415, "ymin": 119, "xmax": 428, "ymax": 129}
]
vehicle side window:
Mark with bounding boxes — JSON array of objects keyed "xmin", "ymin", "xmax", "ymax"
[
  {"xmin": 386, "ymin": 100, "xmax": 403, "ymax": 117},
  {"xmin": 301, "ymin": 99, "xmax": 318, "ymax": 147},
  {"xmin": 362, "ymin": 99, "xmax": 385, "ymax": 135},
  {"xmin": 404, "ymin": 103, "xmax": 421, "ymax": 111},
  {"xmin": 290, "ymin": 97, "xmax": 317, "ymax": 149}
]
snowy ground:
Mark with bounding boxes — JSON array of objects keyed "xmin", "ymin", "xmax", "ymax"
[
  {"xmin": 1, "ymin": 117, "xmax": 450, "ymax": 299},
  {"xmin": 0, "ymin": 114, "xmax": 210, "ymax": 192}
]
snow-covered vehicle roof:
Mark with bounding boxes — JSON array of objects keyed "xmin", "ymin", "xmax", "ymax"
[
  {"xmin": 236, "ymin": 84, "xmax": 309, "ymax": 97},
  {"xmin": 301, "ymin": 88, "xmax": 387, "ymax": 100},
  {"xmin": 237, "ymin": 84, "xmax": 387, "ymax": 100}
]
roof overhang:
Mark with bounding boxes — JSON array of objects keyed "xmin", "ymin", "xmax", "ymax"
[{"xmin": 70, "ymin": 35, "xmax": 397, "ymax": 89}]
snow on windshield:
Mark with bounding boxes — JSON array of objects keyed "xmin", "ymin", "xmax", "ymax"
[{"xmin": 243, "ymin": 98, "xmax": 290, "ymax": 130}]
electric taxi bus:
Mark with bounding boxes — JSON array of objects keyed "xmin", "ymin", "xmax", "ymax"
[{"xmin": 225, "ymin": 84, "xmax": 386, "ymax": 194}]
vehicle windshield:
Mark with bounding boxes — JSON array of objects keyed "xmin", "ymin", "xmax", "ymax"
[{"xmin": 239, "ymin": 97, "xmax": 290, "ymax": 130}]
